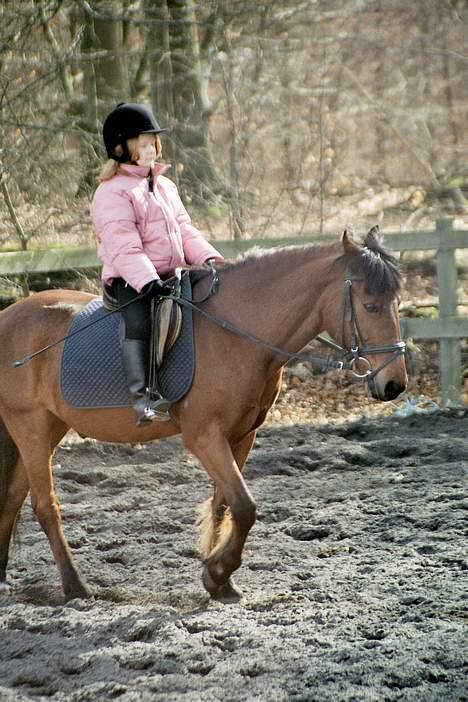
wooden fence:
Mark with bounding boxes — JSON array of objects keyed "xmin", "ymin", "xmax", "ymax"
[{"xmin": 1, "ymin": 218, "xmax": 467, "ymax": 406}]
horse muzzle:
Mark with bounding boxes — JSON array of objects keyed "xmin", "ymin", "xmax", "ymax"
[
  {"xmin": 368, "ymin": 374, "xmax": 407, "ymax": 401},
  {"xmin": 365, "ymin": 344, "xmax": 408, "ymax": 401},
  {"xmin": 346, "ymin": 342, "xmax": 407, "ymax": 401}
]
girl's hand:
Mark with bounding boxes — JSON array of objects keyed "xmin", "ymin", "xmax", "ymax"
[{"xmin": 142, "ymin": 279, "xmax": 173, "ymax": 298}]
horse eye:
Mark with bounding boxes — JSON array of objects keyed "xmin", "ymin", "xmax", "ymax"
[{"xmin": 364, "ymin": 302, "xmax": 379, "ymax": 313}]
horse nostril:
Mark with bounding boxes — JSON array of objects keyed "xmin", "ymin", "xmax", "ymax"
[{"xmin": 384, "ymin": 380, "xmax": 406, "ymax": 401}]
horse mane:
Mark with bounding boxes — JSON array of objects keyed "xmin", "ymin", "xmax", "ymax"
[
  {"xmin": 222, "ymin": 242, "xmax": 332, "ymax": 272},
  {"xmin": 219, "ymin": 227, "xmax": 401, "ymax": 299}
]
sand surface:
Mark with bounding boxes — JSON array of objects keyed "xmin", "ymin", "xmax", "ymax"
[{"xmin": 1, "ymin": 411, "xmax": 466, "ymax": 701}]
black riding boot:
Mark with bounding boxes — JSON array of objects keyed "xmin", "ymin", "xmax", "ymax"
[{"xmin": 121, "ymin": 339, "xmax": 171, "ymax": 425}]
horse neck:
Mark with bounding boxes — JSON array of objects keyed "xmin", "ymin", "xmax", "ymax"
[{"xmin": 222, "ymin": 245, "xmax": 340, "ymax": 361}]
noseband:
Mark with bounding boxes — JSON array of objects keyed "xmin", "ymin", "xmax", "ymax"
[{"xmin": 317, "ymin": 273, "xmax": 406, "ymax": 387}]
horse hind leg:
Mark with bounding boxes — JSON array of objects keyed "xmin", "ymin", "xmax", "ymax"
[
  {"xmin": 0, "ymin": 420, "xmax": 26, "ymax": 590},
  {"xmin": 3, "ymin": 410, "xmax": 91, "ymax": 601}
]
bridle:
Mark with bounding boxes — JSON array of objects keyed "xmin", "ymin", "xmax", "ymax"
[{"xmin": 315, "ymin": 272, "xmax": 406, "ymax": 388}]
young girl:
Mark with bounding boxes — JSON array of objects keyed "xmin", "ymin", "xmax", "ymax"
[{"xmin": 91, "ymin": 102, "xmax": 223, "ymax": 426}]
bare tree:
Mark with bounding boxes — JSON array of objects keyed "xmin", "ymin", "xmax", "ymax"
[
  {"xmin": 0, "ymin": 0, "xmax": 466, "ymax": 255},
  {"xmin": 93, "ymin": 0, "xmax": 130, "ymax": 102},
  {"xmin": 144, "ymin": 0, "xmax": 224, "ymax": 204}
]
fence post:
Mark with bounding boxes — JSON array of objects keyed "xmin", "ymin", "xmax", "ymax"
[{"xmin": 436, "ymin": 217, "xmax": 461, "ymax": 406}]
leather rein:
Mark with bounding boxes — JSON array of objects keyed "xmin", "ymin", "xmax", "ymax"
[
  {"xmin": 172, "ymin": 264, "xmax": 406, "ymax": 385},
  {"xmin": 12, "ymin": 263, "xmax": 405, "ymax": 382}
]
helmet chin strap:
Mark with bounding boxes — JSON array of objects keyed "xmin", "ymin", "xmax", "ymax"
[{"xmin": 112, "ymin": 141, "xmax": 132, "ymax": 163}]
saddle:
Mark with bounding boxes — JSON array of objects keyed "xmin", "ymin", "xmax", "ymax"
[
  {"xmin": 61, "ymin": 272, "xmax": 195, "ymax": 409},
  {"xmin": 103, "ymin": 271, "xmax": 184, "ymax": 371},
  {"xmin": 151, "ymin": 287, "xmax": 183, "ymax": 368}
]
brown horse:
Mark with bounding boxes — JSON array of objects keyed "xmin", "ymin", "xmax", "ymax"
[{"xmin": 0, "ymin": 228, "xmax": 407, "ymax": 603}]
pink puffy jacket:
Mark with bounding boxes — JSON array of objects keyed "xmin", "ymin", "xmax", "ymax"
[{"xmin": 91, "ymin": 162, "xmax": 222, "ymax": 292}]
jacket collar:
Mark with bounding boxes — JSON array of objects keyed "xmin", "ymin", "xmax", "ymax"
[{"xmin": 118, "ymin": 162, "xmax": 170, "ymax": 179}]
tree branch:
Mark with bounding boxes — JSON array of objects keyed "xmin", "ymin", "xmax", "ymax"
[
  {"xmin": 0, "ymin": 164, "xmax": 28, "ymax": 250},
  {"xmin": 40, "ymin": 0, "xmax": 73, "ymax": 99},
  {"xmin": 343, "ymin": 65, "xmax": 439, "ymax": 186}
]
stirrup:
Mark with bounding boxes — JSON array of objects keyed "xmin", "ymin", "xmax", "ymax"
[
  {"xmin": 134, "ymin": 394, "xmax": 171, "ymax": 426},
  {"xmin": 149, "ymin": 396, "xmax": 172, "ymax": 420},
  {"xmin": 136, "ymin": 406, "xmax": 170, "ymax": 425}
]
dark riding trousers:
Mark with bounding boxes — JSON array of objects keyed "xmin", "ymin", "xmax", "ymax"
[{"xmin": 107, "ymin": 278, "xmax": 151, "ymax": 341}]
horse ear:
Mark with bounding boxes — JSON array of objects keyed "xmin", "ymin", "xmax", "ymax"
[
  {"xmin": 341, "ymin": 229, "xmax": 358, "ymax": 254},
  {"xmin": 365, "ymin": 225, "xmax": 382, "ymax": 250}
]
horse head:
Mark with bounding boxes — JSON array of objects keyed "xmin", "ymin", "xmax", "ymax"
[{"xmin": 333, "ymin": 226, "xmax": 407, "ymax": 401}]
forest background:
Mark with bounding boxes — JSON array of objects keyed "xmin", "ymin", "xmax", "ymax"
[
  {"xmin": 0, "ymin": 0, "xmax": 466, "ymax": 251},
  {"xmin": 0, "ymin": 0, "xmax": 467, "ymax": 417}
]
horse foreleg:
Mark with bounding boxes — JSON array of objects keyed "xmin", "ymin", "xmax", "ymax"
[
  {"xmin": 0, "ymin": 458, "xmax": 29, "ymax": 590},
  {"xmin": 188, "ymin": 430, "xmax": 256, "ymax": 603},
  {"xmin": 4, "ymin": 411, "xmax": 90, "ymax": 601},
  {"xmin": 198, "ymin": 431, "xmax": 257, "ymax": 557}
]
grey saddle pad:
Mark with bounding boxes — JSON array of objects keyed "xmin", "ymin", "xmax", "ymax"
[{"xmin": 60, "ymin": 277, "xmax": 194, "ymax": 409}]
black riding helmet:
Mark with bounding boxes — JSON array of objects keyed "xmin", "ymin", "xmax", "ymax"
[{"xmin": 102, "ymin": 102, "xmax": 168, "ymax": 162}]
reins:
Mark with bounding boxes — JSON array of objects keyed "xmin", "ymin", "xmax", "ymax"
[
  {"xmin": 12, "ymin": 261, "xmax": 405, "ymax": 382},
  {"xmin": 12, "ymin": 295, "xmax": 144, "ymax": 368},
  {"xmin": 170, "ymin": 294, "xmax": 345, "ymax": 372}
]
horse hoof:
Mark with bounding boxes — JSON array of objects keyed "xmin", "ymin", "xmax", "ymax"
[
  {"xmin": 202, "ymin": 568, "xmax": 242, "ymax": 604},
  {"xmin": 0, "ymin": 581, "xmax": 10, "ymax": 595},
  {"xmin": 64, "ymin": 584, "xmax": 93, "ymax": 602},
  {"xmin": 211, "ymin": 579, "xmax": 243, "ymax": 605}
]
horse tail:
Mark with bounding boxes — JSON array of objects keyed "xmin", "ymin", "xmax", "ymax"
[{"xmin": 0, "ymin": 417, "xmax": 19, "ymax": 515}]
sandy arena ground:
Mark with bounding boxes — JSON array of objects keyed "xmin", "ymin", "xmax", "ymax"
[{"xmin": 0, "ymin": 408, "xmax": 466, "ymax": 701}]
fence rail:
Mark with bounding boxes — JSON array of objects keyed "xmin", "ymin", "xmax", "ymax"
[{"xmin": 1, "ymin": 218, "xmax": 467, "ymax": 405}]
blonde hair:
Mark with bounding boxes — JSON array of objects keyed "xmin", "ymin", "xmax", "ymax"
[{"xmin": 98, "ymin": 135, "xmax": 162, "ymax": 182}]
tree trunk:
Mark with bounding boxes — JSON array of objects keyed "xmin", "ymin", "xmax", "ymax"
[
  {"xmin": 144, "ymin": 0, "xmax": 223, "ymax": 205},
  {"xmin": 144, "ymin": 0, "xmax": 178, "ymax": 181},
  {"xmin": 77, "ymin": 8, "xmax": 100, "ymax": 195},
  {"xmin": 221, "ymin": 24, "xmax": 243, "ymax": 240},
  {"xmin": 93, "ymin": 1, "xmax": 129, "ymax": 105}
]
